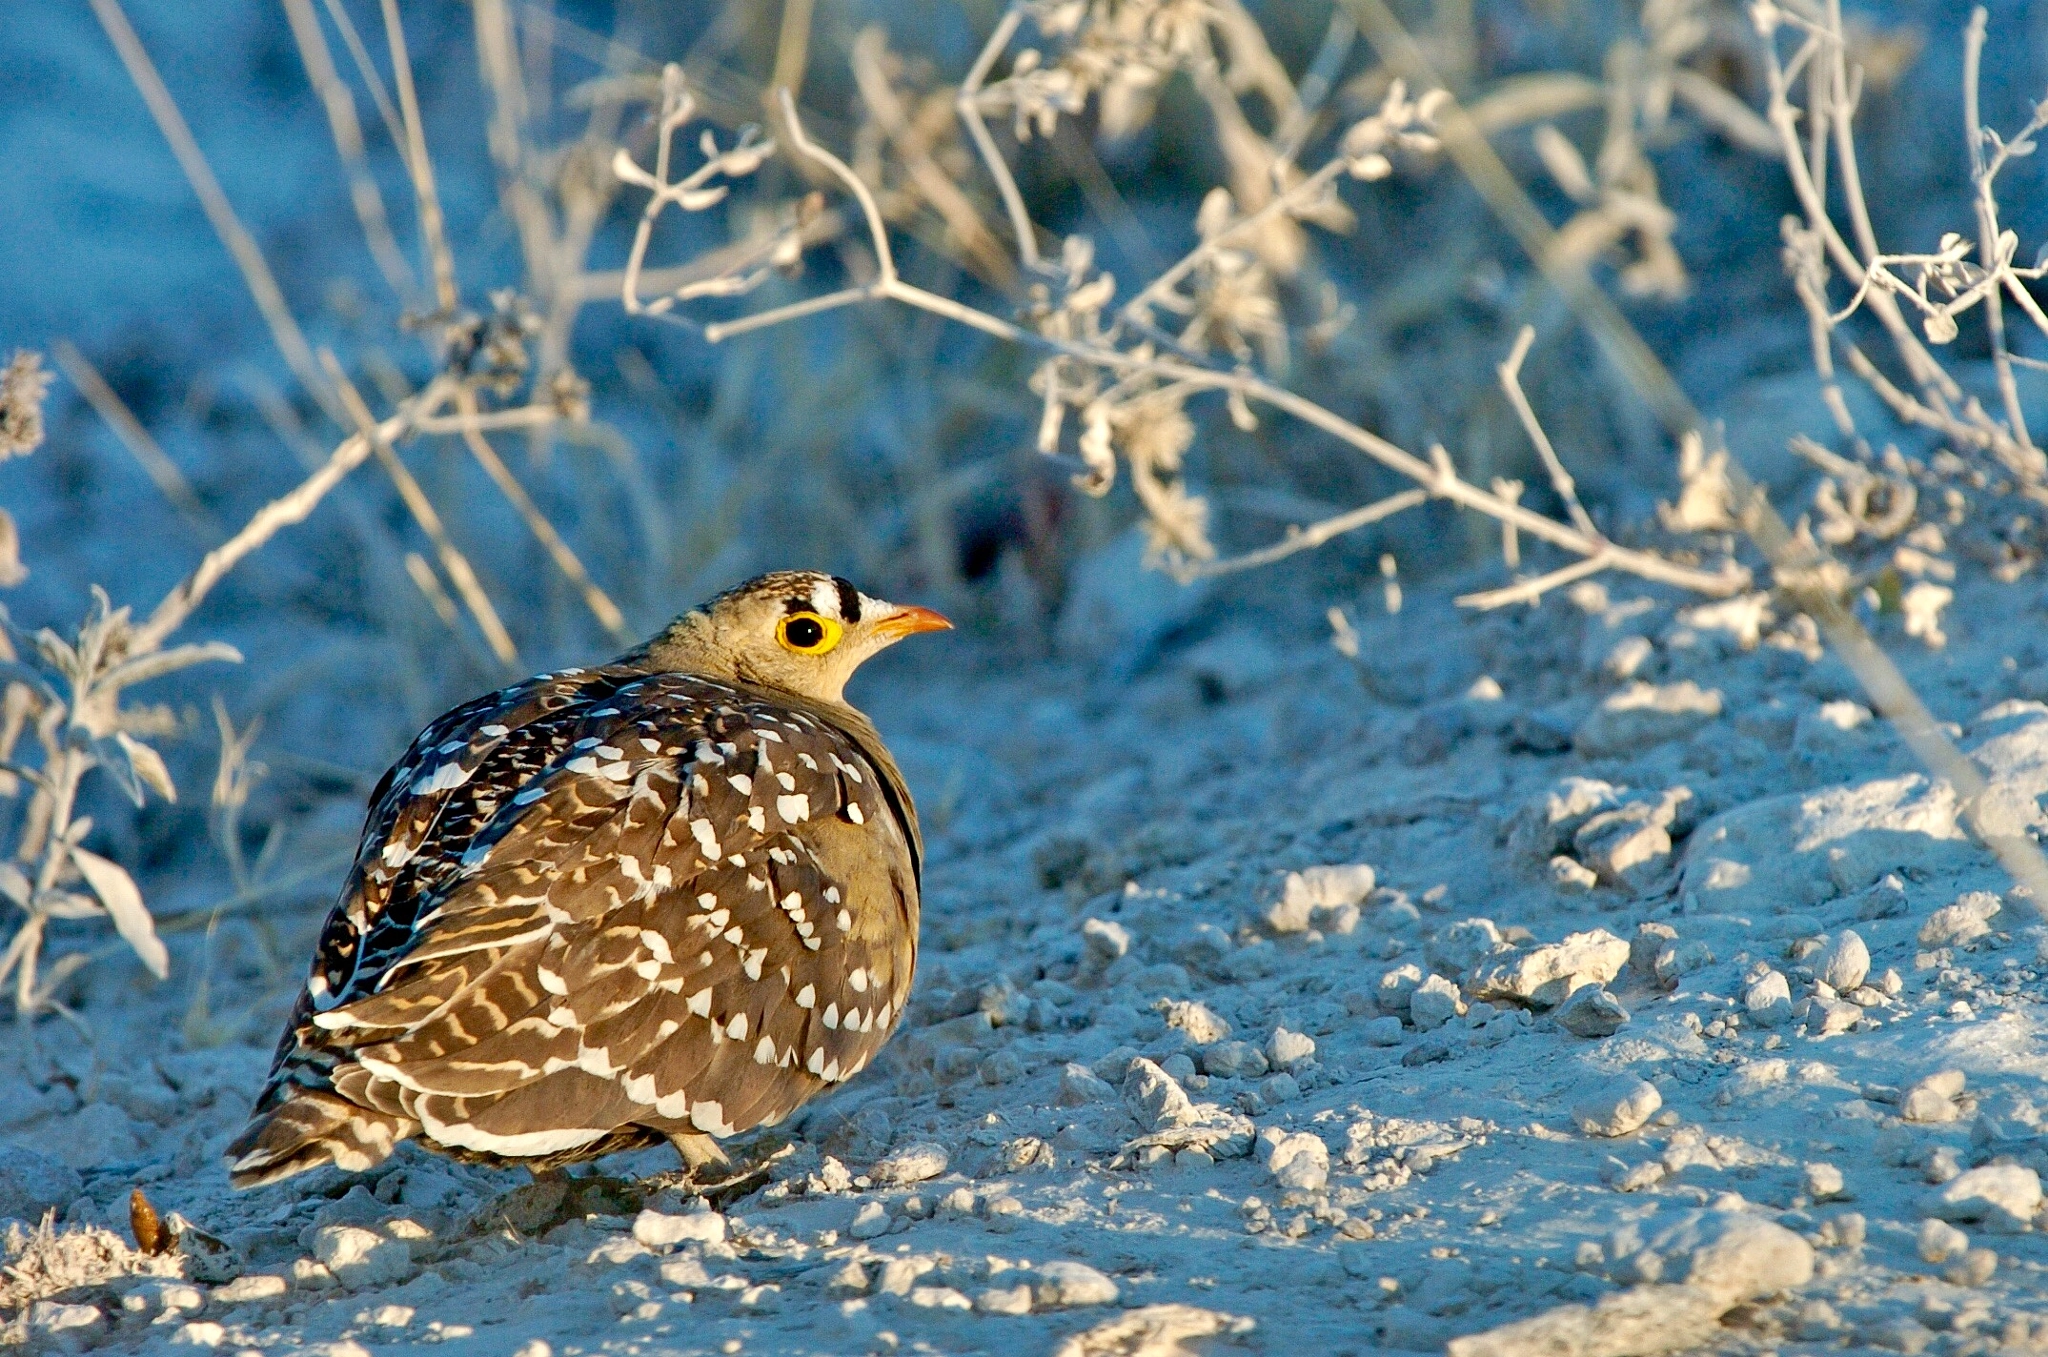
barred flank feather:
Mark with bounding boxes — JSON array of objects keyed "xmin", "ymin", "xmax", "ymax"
[{"xmin": 227, "ymin": 1088, "xmax": 417, "ymax": 1189}]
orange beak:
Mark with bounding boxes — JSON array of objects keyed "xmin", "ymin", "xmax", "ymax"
[{"xmin": 873, "ymin": 604, "xmax": 953, "ymax": 640}]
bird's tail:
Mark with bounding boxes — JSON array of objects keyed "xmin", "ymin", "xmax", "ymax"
[{"xmin": 226, "ymin": 1086, "xmax": 416, "ymax": 1190}]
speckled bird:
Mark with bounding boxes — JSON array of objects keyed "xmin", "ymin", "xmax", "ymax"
[{"xmin": 228, "ymin": 571, "xmax": 949, "ymax": 1188}]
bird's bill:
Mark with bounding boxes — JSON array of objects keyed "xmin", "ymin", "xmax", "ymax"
[{"xmin": 871, "ymin": 604, "xmax": 953, "ymax": 639}]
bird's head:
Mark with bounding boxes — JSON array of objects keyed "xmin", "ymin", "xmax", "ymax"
[{"xmin": 639, "ymin": 570, "xmax": 952, "ymax": 705}]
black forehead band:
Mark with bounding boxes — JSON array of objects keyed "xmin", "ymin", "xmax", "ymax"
[{"xmin": 832, "ymin": 577, "xmax": 861, "ymax": 623}]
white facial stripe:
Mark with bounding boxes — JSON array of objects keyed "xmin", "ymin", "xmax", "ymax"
[{"xmin": 811, "ymin": 578, "xmax": 837, "ymax": 616}]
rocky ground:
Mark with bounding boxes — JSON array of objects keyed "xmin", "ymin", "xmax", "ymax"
[{"xmin": 5, "ymin": 547, "xmax": 2048, "ymax": 1357}]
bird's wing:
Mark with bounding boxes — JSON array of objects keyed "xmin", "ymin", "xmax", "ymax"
[
  {"xmin": 303, "ymin": 673, "xmax": 919, "ymax": 1156},
  {"xmin": 307, "ymin": 664, "xmax": 653, "ymax": 1014}
]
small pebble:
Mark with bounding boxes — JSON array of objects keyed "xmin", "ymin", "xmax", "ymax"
[
  {"xmin": 1409, "ymin": 976, "xmax": 1466, "ymax": 1031},
  {"xmin": 1817, "ymin": 929, "xmax": 1871, "ymax": 992},
  {"xmin": 1265, "ymin": 1026, "xmax": 1316, "ymax": 1069},
  {"xmin": 847, "ymin": 1201, "xmax": 890, "ymax": 1240},
  {"xmin": 1035, "ymin": 1260, "xmax": 1119, "ymax": 1308},
  {"xmin": 1919, "ymin": 1218, "xmax": 1969, "ymax": 1264},
  {"xmin": 975, "ymin": 1284, "xmax": 1033, "ymax": 1315},
  {"xmin": 1555, "ymin": 985, "xmax": 1629, "ymax": 1038},
  {"xmin": 1803, "ymin": 1163, "xmax": 1847, "ymax": 1201},
  {"xmin": 1572, "ymin": 1077, "xmax": 1662, "ymax": 1138}
]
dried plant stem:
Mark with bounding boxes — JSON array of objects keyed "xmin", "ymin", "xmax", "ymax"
[
  {"xmin": 51, "ymin": 342, "xmax": 222, "ymax": 540},
  {"xmin": 850, "ymin": 27, "xmax": 1014, "ymax": 287},
  {"xmin": 1962, "ymin": 8, "xmax": 2032, "ymax": 456},
  {"xmin": 449, "ymin": 387, "xmax": 632, "ymax": 643},
  {"xmin": 954, "ymin": 3, "xmax": 1039, "ymax": 271},
  {"xmin": 281, "ymin": 0, "xmax": 418, "ymax": 303},
  {"xmin": 321, "ymin": 0, "xmax": 407, "ymax": 156},
  {"xmin": 135, "ymin": 377, "xmax": 454, "ymax": 653},
  {"xmin": 1497, "ymin": 325, "xmax": 1596, "ymax": 537},
  {"xmin": 320, "ymin": 361, "xmax": 520, "ymax": 666},
  {"xmin": 88, "ymin": 0, "xmax": 335, "ymax": 413},
  {"xmin": 380, "ymin": 0, "xmax": 460, "ymax": 315},
  {"xmin": 1181, "ymin": 489, "xmax": 1428, "ymax": 579}
]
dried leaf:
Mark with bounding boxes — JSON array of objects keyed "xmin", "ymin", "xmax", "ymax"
[
  {"xmin": 113, "ymin": 734, "xmax": 176, "ymax": 804},
  {"xmin": 131, "ymin": 1188, "xmax": 168, "ymax": 1255},
  {"xmin": 0, "ymin": 508, "xmax": 24, "ymax": 588},
  {"xmin": 1533, "ymin": 125, "xmax": 1596, "ymax": 202},
  {"xmin": 97, "ymin": 640, "xmax": 241, "ymax": 695},
  {"xmin": 69, "ymin": 846, "xmax": 167, "ymax": 979}
]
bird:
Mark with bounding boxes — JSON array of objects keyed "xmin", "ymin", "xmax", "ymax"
[{"xmin": 227, "ymin": 571, "xmax": 949, "ymax": 1189}]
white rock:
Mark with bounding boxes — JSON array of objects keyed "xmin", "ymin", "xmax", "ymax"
[
  {"xmin": 1800, "ymin": 995, "xmax": 1862, "ymax": 1036},
  {"xmin": 1361, "ymin": 1015, "xmax": 1405, "ymax": 1046},
  {"xmin": 1081, "ymin": 918, "xmax": 1132, "ymax": 964},
  {"xmin": 1122, "ymin": 1058, "xmax": 1197, "ymax": 1131},
  {"xmin": 1929, "ymin": 1164, "xmax": 2043, "ymax": 1226},
  {"xmin": 1550, "ymin": 856, "xmax": 1601, "ymax": 891},
  {"xmin": 210, "ymin": 1275, "xmax": 288, "ymax": 1306},
  {"xmin": 1901, "ymin": 1071, "xmax": 1965, "ymax": 1123},
  {"xmin": 1427, "ymin": 918, "xmax": 1506, "ymax": 977},
  {"xmin": 309, "ymin": 1225, "xmax": 412, "ymax": 1288},
  {"xmin": 1574, "ymin": 681, "xmax": 1723, "ymax": 757},
  {"xmin": 1264, "ymin": 1026, "xmax": 1316, "ymax": 1069},
  {"xmin": 1680, "ymin": 775, "xmax": 1972, "ymax": 915},
  {"xmin": 1158, "ymin": 999, "xmax": 1230, "ymax": 1045},
  {"xmin": 1804, "ymin": 1163, "xmax": 1846, "ymax": 1201},
  {"xmin": 1257, "ymin": 1072, "xmax": 1301, "ymax": 1106},
  {"xmin": 1817, "ymin": 930, "xmax": 1870, "ymax": 993},
  {"xmin": 632, "ymin": 1208, "xmax": 726, "ymax": 1249},
  {"xmin": 1555, "ymin": 985, "xmax": 1630, "ymax": 1038},
  {"xmin": 1744, "ymin": 969, "xmax": 1794, "ymax": 1027},
  {"xmin": 1035, "ymin": 1259, "xmax": 1120, "ymax": 1308},
  {"xmin": 873, "ymin": 1142, "xmax": 950, "ymax": 1185},
  {"xmin": 1446, "ymin": 1284, "xmax": 1722, "ymax": 1357},
  {"xmin": 975, "ymin": 1283, "xmax": 1033, "ymax": 1314},
  {"xmin": 847, "ymin": 1201, "xmax": 891, "ymax": 1239},
  {"xmin": 28, "ymin": 1301, "xmax": 102, "ymax": 1335},
  {"xmin": 1653, "ymin": 939, "xmax": 1715, "ymax": 988},
  {"xmin": 1262, "ymin": 1132, "xmax": 1329, "ymax": 1194},
  {"xmin": 1509, "ymin": 778, "xmax": 1623, "ymax": 860},
  {"xmin": 1199, "ymin": 1041, "xmax": 1267, "ymax": 1080},
  {"xmin": 1660, "ymin": 1214, "xmax": 1816, "ymax": 1304},
  {"xmin": 1058, "ymin": 1063, "xmax": 1117, "ymax": 1105},
  {"xmin": 1919, "ymin": 1218, "xmax": 1970, "ymax": 1264},
  {"xmin": 1572, "ymin": 1077, "xmax": 1663, "ymax": 1137},
  {"xmin": 171, "ymin": 1320, "xmax": 226, "ymax": 1346},
  {"xmin": 1376, "ymin": 963, "xmax": 1425, "ymax": 1017},
  {"xmin": 1268, "ymin": 864, "xmax": 1375, "ymax": 932},
  {"xmin": 1920, "ymin": 892, "xmax": 2000, "ymax": 948},
  {"xmin": 1468, "ymin": 929, "xmax": 1631, "ymax": 1005},
  {"xmin": 0, "ymin": 1144, "xmax": 82, "ymax": 1223},
  {"xmin": 1409, "ymin": 975, "xmax": 1466, "ymax": 1031}
]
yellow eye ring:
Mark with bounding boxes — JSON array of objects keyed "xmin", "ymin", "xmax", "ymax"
[{"xmin": 776, "ymin": 611, "xmax": 843, "ymax": 655}]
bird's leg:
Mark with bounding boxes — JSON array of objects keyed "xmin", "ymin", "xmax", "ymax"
[
  {"xmin": 670, "ymin": 1133, "xmax": 731, "ymax": 1173},
  {"xmin": 661, "ymin": 1132, "xmax": 776, "ymax": 1206}
]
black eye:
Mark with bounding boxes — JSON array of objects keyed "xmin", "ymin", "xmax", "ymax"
[{"xmin": 785, "ymin": 616, "xmax": 824, "ymax": 648}]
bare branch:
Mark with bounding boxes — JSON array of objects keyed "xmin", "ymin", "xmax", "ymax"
[
  {"xmin": 1178, "ymin": 489, "xmax": 1427, "ymax": 579},
  {"xmin": 1497, "ymin": 325, "xmax": 1598, "ymax": 538}
]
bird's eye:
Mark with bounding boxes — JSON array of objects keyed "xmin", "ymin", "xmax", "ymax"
[{"xmin": 777, "ymin": 611, "xmax": 842, "ymax": 655}]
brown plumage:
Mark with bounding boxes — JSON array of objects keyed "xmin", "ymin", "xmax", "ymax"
[{"xmin": 228, "ymin": 571, "xmax": 949, "ymax": 1188}]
